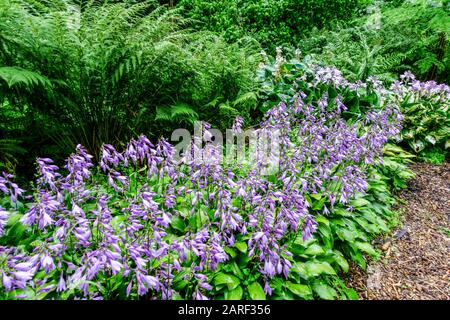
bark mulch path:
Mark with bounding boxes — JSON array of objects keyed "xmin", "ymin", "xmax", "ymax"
[{"xmin": 345, "ymin": 162, "xmax": 450, "ymax": 300}]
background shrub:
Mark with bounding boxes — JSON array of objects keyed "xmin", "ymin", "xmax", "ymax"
[{"xmin": 178, "ymin": 0, "xmax": 367, "ymax": 52}]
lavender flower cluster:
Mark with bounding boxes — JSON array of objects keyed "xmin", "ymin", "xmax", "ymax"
[
  {"xmin": 0, "ymin": 87, "xmax": 402, "ymax": 300},
  {"xmin": 388, "ymin": 71, "xmax": 450, "ymax": 108}
]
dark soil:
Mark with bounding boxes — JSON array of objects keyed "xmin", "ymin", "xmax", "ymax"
[{"xmin": 346, "ymin": 162, "xmax": 450, "ymax": 300}]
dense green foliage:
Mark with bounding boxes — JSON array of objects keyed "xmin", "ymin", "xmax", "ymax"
[
  {"xmin": 301, "ymin": 0, "xmax": 450, "ymax": 83},
  {"xmin": 178, "ymin": 0, "xmax": 367, "ymax": 51}
]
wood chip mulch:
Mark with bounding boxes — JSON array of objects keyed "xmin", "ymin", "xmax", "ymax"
[{"xmin": 345, "ymin": 162, "xmax": 450, "ymax": 300}]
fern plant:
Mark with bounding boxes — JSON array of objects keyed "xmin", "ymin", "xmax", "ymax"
[
  {"xmin": 300, "ymin": 0, "xmax": 450, "ymax": 83},
  {"xmin": 0, "ymin": 0, "xmax": 261, "ymax": 163}
]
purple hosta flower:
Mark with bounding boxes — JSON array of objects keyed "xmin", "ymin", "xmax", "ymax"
[
  {"xmin": 0, "ymin": 172, "xmax": 25, "ymax": 204},
  {"xmin": 11, "ymin": 260, "xmax": 38, "ymax": 290},
  {"xmin": 13, "ymin": 270, "xmax": 34, "ymax": 284},
  {"xmin": 302, "ymin": 215, "xmax": 318, "ymax": 241},
  {"xmin": 107, "ymin": 169, "xmax": 129, "ymax": 192},
  {"xmin": 400, "ymin": 70, "xmax": 415, "ymax": 82},
  {"xmin": 0, "ymin": 207, "xmax": 8, "ymax": 236},
  {"xmin": 0, "ymin": 173, "xmax": 10, "ymax": 194},
  {"xmin": 64, "ymin": 144, "xmax": 93, "ymax": 189},
  {"xmin": 318, "ymin": 93, "xmax": 328, "ymax": 113},
  {"xmin": 164, "ymin": 188, "xmax": 176, "ymax": 209},
  {"xmin": 141, "ymin": 191, "xmax": 159, "ymax": 211},
  {"xmin": 208, "ymin": 233, "xmax": 228, "ymax": 270},
  {"xmin": 232, "ymin": 116, "xmax": 244, "ymax": 134},
  {"xmin": 135, "ymin": 270, "xmax": 161, "ymax": 296},
  {"xmin": 38, "ymin": 284, "xmax": 55, "ymax": 294},
  {"xmin": 36, "ymin": 158, "xmax": 61, "ymax": 191},
  {"xmin": 156, "ymin": 138, "xmax": 175, "ymax": 160},
  {"xmin": 190, "ymin": 229, "xmax": 208, "ymax": 257},
  {"xmin": 367, "ymin": 76, "xmax": 383, "ymax": 91},
  {"xmin": 100, "ymin": 144, "xmax": 124, "ymax": 172},
  {"xmin": 293, "ymin": 92, "xmax": 306, "ymax": 114},
  {"xmin": 247, "ymin": 194, "xmax": 294, "ymax": 281},
  {"xmin": 0, "ymin": 247, "xmax": 37, "ymax": 292},
  {"xmin": 40, "ymin": 252, "xmax": 55, "ymax": 274},
  {"xmin": 110, "ymin": 259, "xmax": 123, "ymax": 275},
  {"xmin": 156, "ymin": 139, "xmax": 178, "ymax": 180},
  {"xmin": 21, "ymin": 190, "xmax": 59, "ymax": 229},
  {"xmin": 348, "ymin": 80, "xmax": 367, "ymax": 92},
  {"xmin": 57, "ymin": 273, "xmax": 66, "ymax": 292},
  {"xmin": 74, "ymin": 217, "xmax": 92, "ymax": 247},
  {"xmin": 264, "ymin": 281, "xmax": 273, "ymax": 296},
  {"xmin": 335, "ymin": 95, "xmax": 347, "ymax": 114},
  {"xmin": 202, "ymin": 122, "xmax": 213, "ymax": 142},
  {"xmin": 313, "ymin": 66, "xmax": 346, "ymax": 87},
  {"xmin": 125, "ymin": 135, "xmax": 155, "ymax": 167},
  {"xmin": 194, "ymin": 289, "xmax": 209, "ymax": 300},
  {"xmin": 2, "ymin": 272, "xmax": 12, "ymax": 291}
]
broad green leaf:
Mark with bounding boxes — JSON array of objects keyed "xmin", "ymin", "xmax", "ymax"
[
  {"xmin": 170, "ymin": 216, "xmax": 186, "ymax": 233},
  {"xmin": 303, "ymin": 243, "xmax": 325, "ymax": 256},
  {"xmin": 335, "ymin": 253, "xmax": 350, "ymax": 272},
  {"xmin": 354, "ymin": 241, "xmax": 377, "ymax": 256},
  {"xmin": 214, "ymin": 273, "xmax": 240, "ymax": 290},
  {"xmin": 234, "ymin": 241, "xmax": 247, "ymax": 253},
  {"xmin": 225, "ymin": 286, "xmax": 243, "ymax": 300},
  {"xmin": 285, "ymin": 282, "xmax": 312, "ymax": 299},
  {"xmin": 247, "ymin": 282, "xmax": 266, "ymax": 300},
  {"xmin": 304, "ymin": 261, "xmax": 336, "ymax": 277},
  {"xmin": 313, "ymin": 283, "xmax": 337, "ymax": 300},
  {"xmin": 350, "ymin": 198, "xmax": 370, "ymax": 208}
]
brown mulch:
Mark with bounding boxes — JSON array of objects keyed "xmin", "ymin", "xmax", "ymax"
[{"xmin": 345, "ymin": 162, "xmax": 450, "ymax": 300}]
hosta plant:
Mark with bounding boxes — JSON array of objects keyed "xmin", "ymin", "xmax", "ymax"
[
  {"xmin": 0, "ymin": 70, "xmax": 403, "ymax": 299},
  {"xmin": 390, "ymin": 71, "xmax": 450, "ymax": 161}
]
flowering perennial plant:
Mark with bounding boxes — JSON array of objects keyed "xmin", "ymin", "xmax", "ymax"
[{"xmin": 0, "ymin": 70, "xmax": 404, "ymax": 299}]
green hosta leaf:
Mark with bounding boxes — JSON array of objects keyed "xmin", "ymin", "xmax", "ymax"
[
  {"xmin": 335, "ymin": 228, "xmax": 358, "ymax": 242},
  {"xmin": 305, "ymin": 261, "xmax": 336, "ymax": 277},
  {"xmin": 230, "ymin": 261, "xmax": 244, "ymax": 279},
  {"xmin": 225, "ymin": 286, "xmax": 243, "ymax": 300},
  {"xmin": 332, "ymin": 251, "xmax": 349, "ymax": 273},
  {"xmin": 214, "ymin": 273, "xmax": 240, "ymax": 290},
  {"xmin": 344, "ymin": 287, "xmax": 359, "ymax": 300},
  {"xmin": 285, "ymin": 282, "xmax": 312, "ymax": 299},
  {"xmin": 303, "ymin": 243, "xmax": 325, "ymax": 256},
  {"xmin": 316, "ymin": 215, "xmax": 330, "ymax": 226},
  {"xmin": 224, "ymin": 247, "xmax": 237, "ymax": 258},
  {"xmin": 234, "ymin": 241, "xmax": 247, "ymax": 253},
  {"xmin": 312, "ymin": 197, "xmax": 327, "ymax": 211},
  {"xmin": 355, "ymin": 217, "xmax": 379, "ymax": 234},
  {"xmin": 354, "ymin": 241, "xmax": 377, "ymax": 256},
  {"xmin": 350, "ymin": 198, "xmax": 370, "ymax": 208},
  {"xmin": 313, "ymin": 282, "xmax": 337, "ymax": 300},
  {"xmin": 170, "ymin": 216, "xmax": 186, "ymax": 233},
  {"xmin": 333, "ymin": 208, "xmax": 352, "ymax": 217},
  {"xmin": 247, "ymin": 282, "xmax": 266, "ymax": 300}
]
